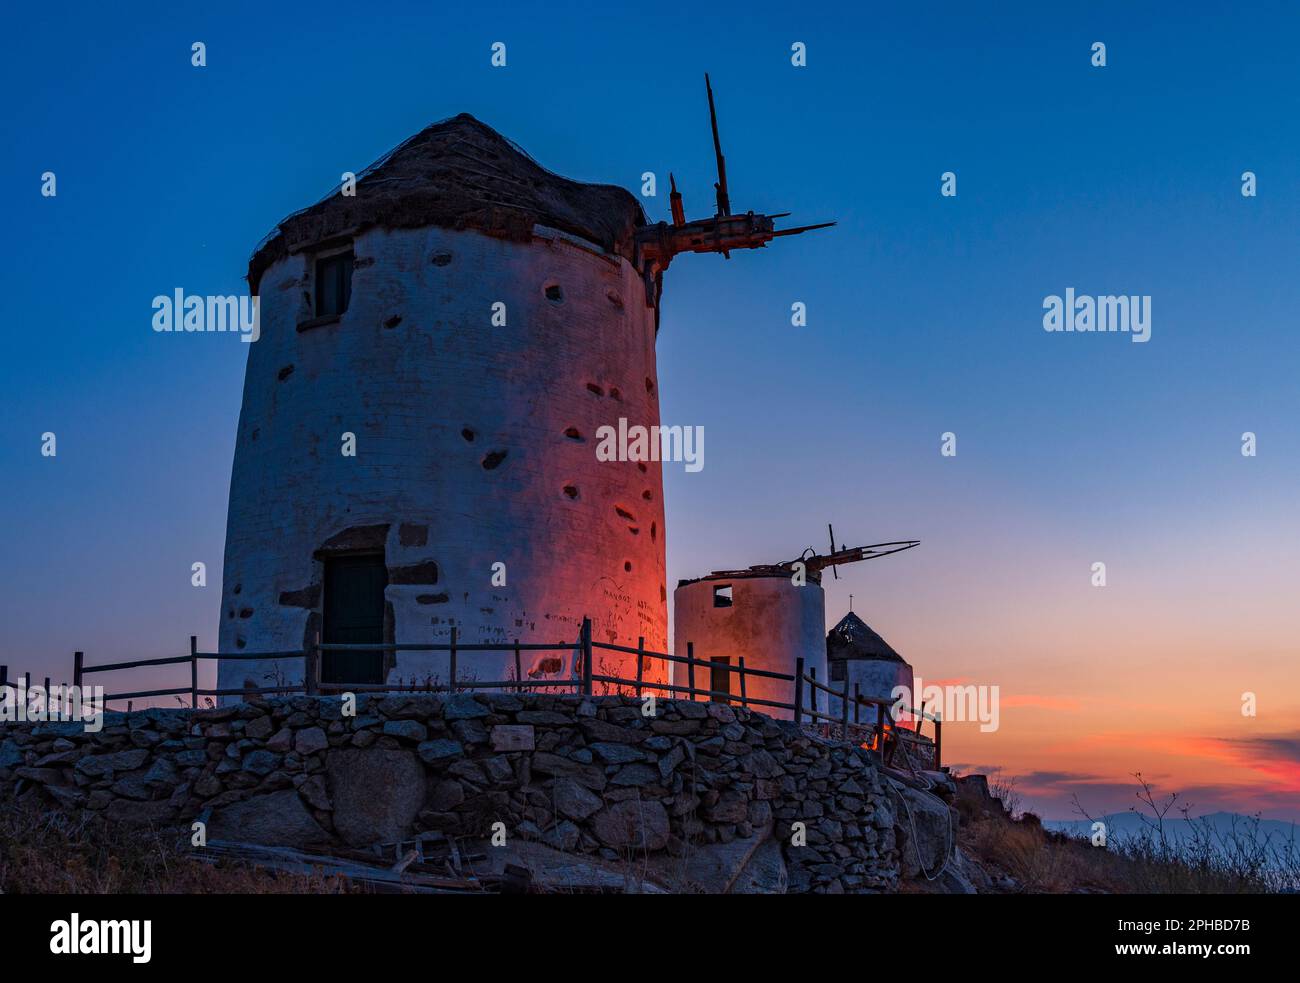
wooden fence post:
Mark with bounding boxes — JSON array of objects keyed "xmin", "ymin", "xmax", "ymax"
[
  {"xmin": 853, "ymin": 683, "xmax": 860, "ymax": 725},
  {"xmin": 580, "ymin": 618, "xmax": 592, "ymax": 696},
  {"xmin": 635, "ymin": 637, "xmax": 644, "ymax": 698},
  {"xmin": 0, "ymin": 665, "xmax": 7, "ymax": 690},
  {"xmin": 514, "ymin": 642, "xmax": 522, "ymax": 693},
  {"xmin": 793, "ymin": 657, "xmax": 804, "ymax": 725},
  {"xmin": 875, "ymin": 703, "xmax": 886, "ymax": 763},
  {"xmin": 73, "ymin": 652, "xmax": 84, "ymax": 691},
  {"xmin": 840, "ymin": 678, "xmax": 849, "ymax": 732},
  {"xmin": 190, "ymin": 635, "xmax": 199, "ymax": 708},
  {"xmin": 686, "ymin": 642, "xmax": 696, "ymax": 701},
  {"xmin": 737, "ymin": 656, "xmax": 747, "ymax": 708},
  {"xmin": 449, "ymin": 626, "xmax": 459, "ymax": 693},
  {"xmin": 934, "ymin": 715, "xmax": 942, "ymax": 770},
  {"xmin": 305, "ymin": 631, "xmax": 320, "ymax": 695},
  {"xmin": 809, "ymin": 666, "xmax": 818, "ymax": 718}
]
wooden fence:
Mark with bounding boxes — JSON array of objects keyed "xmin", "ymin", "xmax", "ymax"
[{"xmin": 0, "ymin": 617, "xmax": 941, "ymax": 768}]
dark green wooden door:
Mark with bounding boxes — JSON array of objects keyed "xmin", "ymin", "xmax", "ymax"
[{"xmin": 322, "ymin": 555, "xmax": 387, "ymax": 684}]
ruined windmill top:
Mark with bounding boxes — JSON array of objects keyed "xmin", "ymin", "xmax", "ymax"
[
  {"xmin": 247, "ymin": 113, "xmax": 648, "ymax": 292},
  {"xmin": 247, "ymin": 79, "xmax": 834, "ymax": 293},
  {"xmin": 827, "ymin": 612, "xmax": 907, "ymax": 665}
]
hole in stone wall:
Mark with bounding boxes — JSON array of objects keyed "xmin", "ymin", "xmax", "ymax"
[
  {"xmin": 384, "ymin": 315, "xmax": 402, "ymax": 328},
  {"xmin": 563, "ymin": 485, "xmax": 579, "ymax": 499},
  {"xmin": 609, "ymin": 387, "xmax": 621, "ymax": 401},
  {"xmin": 431, "ymin": 252, "xmax": 453, "ymax": 266},
  {"xmin": 564, "ymin": 427, "xmax": 583, "ymax": 440},
  {"xmin": 615, "ymin": 506, "xmax": 636, "ymax": 521},
  {"xmin": 461, "ymin": 428, "xmax": 476, "ymax": 442},
  {"xmin": 650, "ymin": 522, "xmax": 657, "ymax": 542},
  {"xmin": 482, "ymin": 450, "xmax": 508, "ymax": 470},
  {"xmin": 624, "ymin": 561, "xmax": 633, "ymax": 572},
  {"xmin": 645, "ymin": 377, "xmax": 655, "ymax": 394},
  {"xmin": 545, "ymin": 283, "xmax": 563, "ymax": 301},
  {"xmin": 642, "ymin": 489, "xmax": 652, "ymax": 501},
  {"xmin": 532, "ymin": 656, "xmax": 563, "ymax": 676},
  {"xmin": 277, "ymin": 365, "xmax": 294, "ymax": 381},
  {"xmin": 586, "ymin": 383, "xmax": 604, "ymax": 396}
]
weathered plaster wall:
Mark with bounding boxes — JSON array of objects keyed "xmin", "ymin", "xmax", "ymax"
[
  {"xmin": 220, "ymin": 225, "xmax": 667, "ymax": 694},
  {"xmin": 827, "ymin": 660, "xmax": 914, "ymax": 718},
  {"xmin": 673, "ymin": 576, "xmax": 827, "ymax": 720},
  {"xmin": 0, "ymin": 695, "xmax": 899, "ymax": 894}
]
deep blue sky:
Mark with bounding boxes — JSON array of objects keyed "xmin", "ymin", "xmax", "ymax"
[{"xmin": 4, "ymin": 2, "xmax": 1298, "ymax": 818}]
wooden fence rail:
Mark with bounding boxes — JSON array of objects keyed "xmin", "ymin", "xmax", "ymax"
[{"xmin": 1, "ymin": 617, "xmax": 941, "ymax": 769}]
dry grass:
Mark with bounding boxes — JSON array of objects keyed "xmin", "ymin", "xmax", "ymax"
[
  {"xmin": 0, "ymin": 798, "xmax": 356, "ymax": 894},
  {"xmin": 955, "ymin": 772, "xmax": 1298, "ymax": 894}
]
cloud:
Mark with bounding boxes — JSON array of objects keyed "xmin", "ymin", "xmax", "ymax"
[
  {"xmin": 1220, "ymin": 734, "xmax": 1300, "ymax": 764},
  {"xmin": 1211, "ymin": 733, "xmax": 1300, "ymax": 793},
  {"xmin": 1020, "ymin": 770, "xmax": 1105, "ymax": 787}
]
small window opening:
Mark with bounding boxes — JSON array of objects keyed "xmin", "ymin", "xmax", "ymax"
[
  {"xmin": 315, "ymin": 251, "xmax": 354, "ymax": 317},
  {"xmin": 713, "ymin": 584, "xmax": 733, "ymax": 608}
]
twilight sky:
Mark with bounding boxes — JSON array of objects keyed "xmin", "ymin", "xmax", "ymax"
[{"xmin": 2, "ymin": 1, "xmax": 1298, "ymax": 821}]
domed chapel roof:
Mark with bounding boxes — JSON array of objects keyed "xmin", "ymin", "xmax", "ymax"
[{"xmin": 826, "ymin": 611, "xmax": 908, "ymax": 665}]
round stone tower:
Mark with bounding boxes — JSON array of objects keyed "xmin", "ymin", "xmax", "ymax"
[
  {"xmin": 218, "ymin": 115, "xmax": 667, "ymax": 695},
  {"xmin": 673, "ymin": 570, "xmax": 826, "ymax": 720}
]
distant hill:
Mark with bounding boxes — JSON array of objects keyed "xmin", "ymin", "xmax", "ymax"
[{"xmin": 1045, "ymin": 812, "xmax": 1299, "ymax": 868}]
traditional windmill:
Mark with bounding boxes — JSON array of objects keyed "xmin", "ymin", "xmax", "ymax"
[
  {"xmin": 219, "ymin": 76, "xmax": 832, "ymax": 698},
  {"xmin": 673, "ymin": 533, "xmax": 918, "ymax": 720}
]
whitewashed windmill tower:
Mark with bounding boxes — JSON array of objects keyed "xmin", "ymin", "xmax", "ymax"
[{"xmin": 218, "ymin": 78, "xmax": 830, "ymax": 694}]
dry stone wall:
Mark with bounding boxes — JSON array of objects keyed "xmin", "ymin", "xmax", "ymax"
[{"xmin": 0, "ymin": 694, "xmax": 899, "ymax": 893}]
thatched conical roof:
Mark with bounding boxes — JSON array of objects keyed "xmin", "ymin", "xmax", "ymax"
[
  {"xmin": 247, "ymin": 114, "xmax": 646, "ymax": 291},
  {"xmin": 826, "ymin": 611, "xmax": 907, "ymax": 664}
]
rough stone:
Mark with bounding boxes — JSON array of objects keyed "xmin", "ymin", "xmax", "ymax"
[
  {"xmin": 417, "ymin": 739, "xmax": 464, "ymax": 763},
  {"xmin": 210, "ymin": 789, "xmax": 329, "ymax": 846},
  {"xmin": 489, "ymin": 725, "xmax": 535, "ymax": 752},
  {"xmin": 382, "ymin": 720, "xmax": 428, "ymax": 743},
  {"xmin": 552, "ymin": 778, "xmax": 602, "ymax": 821},
  {"xmin": 443, "ymin": 695, "xmax": 488, "ymax": 720},
  {"xmin": 591, "ymin": 799, "xmax": 670, "ymax": 851},
  {"xmin": 295, "ymin": 727, "xmax": 328, "ymax": 754}
]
